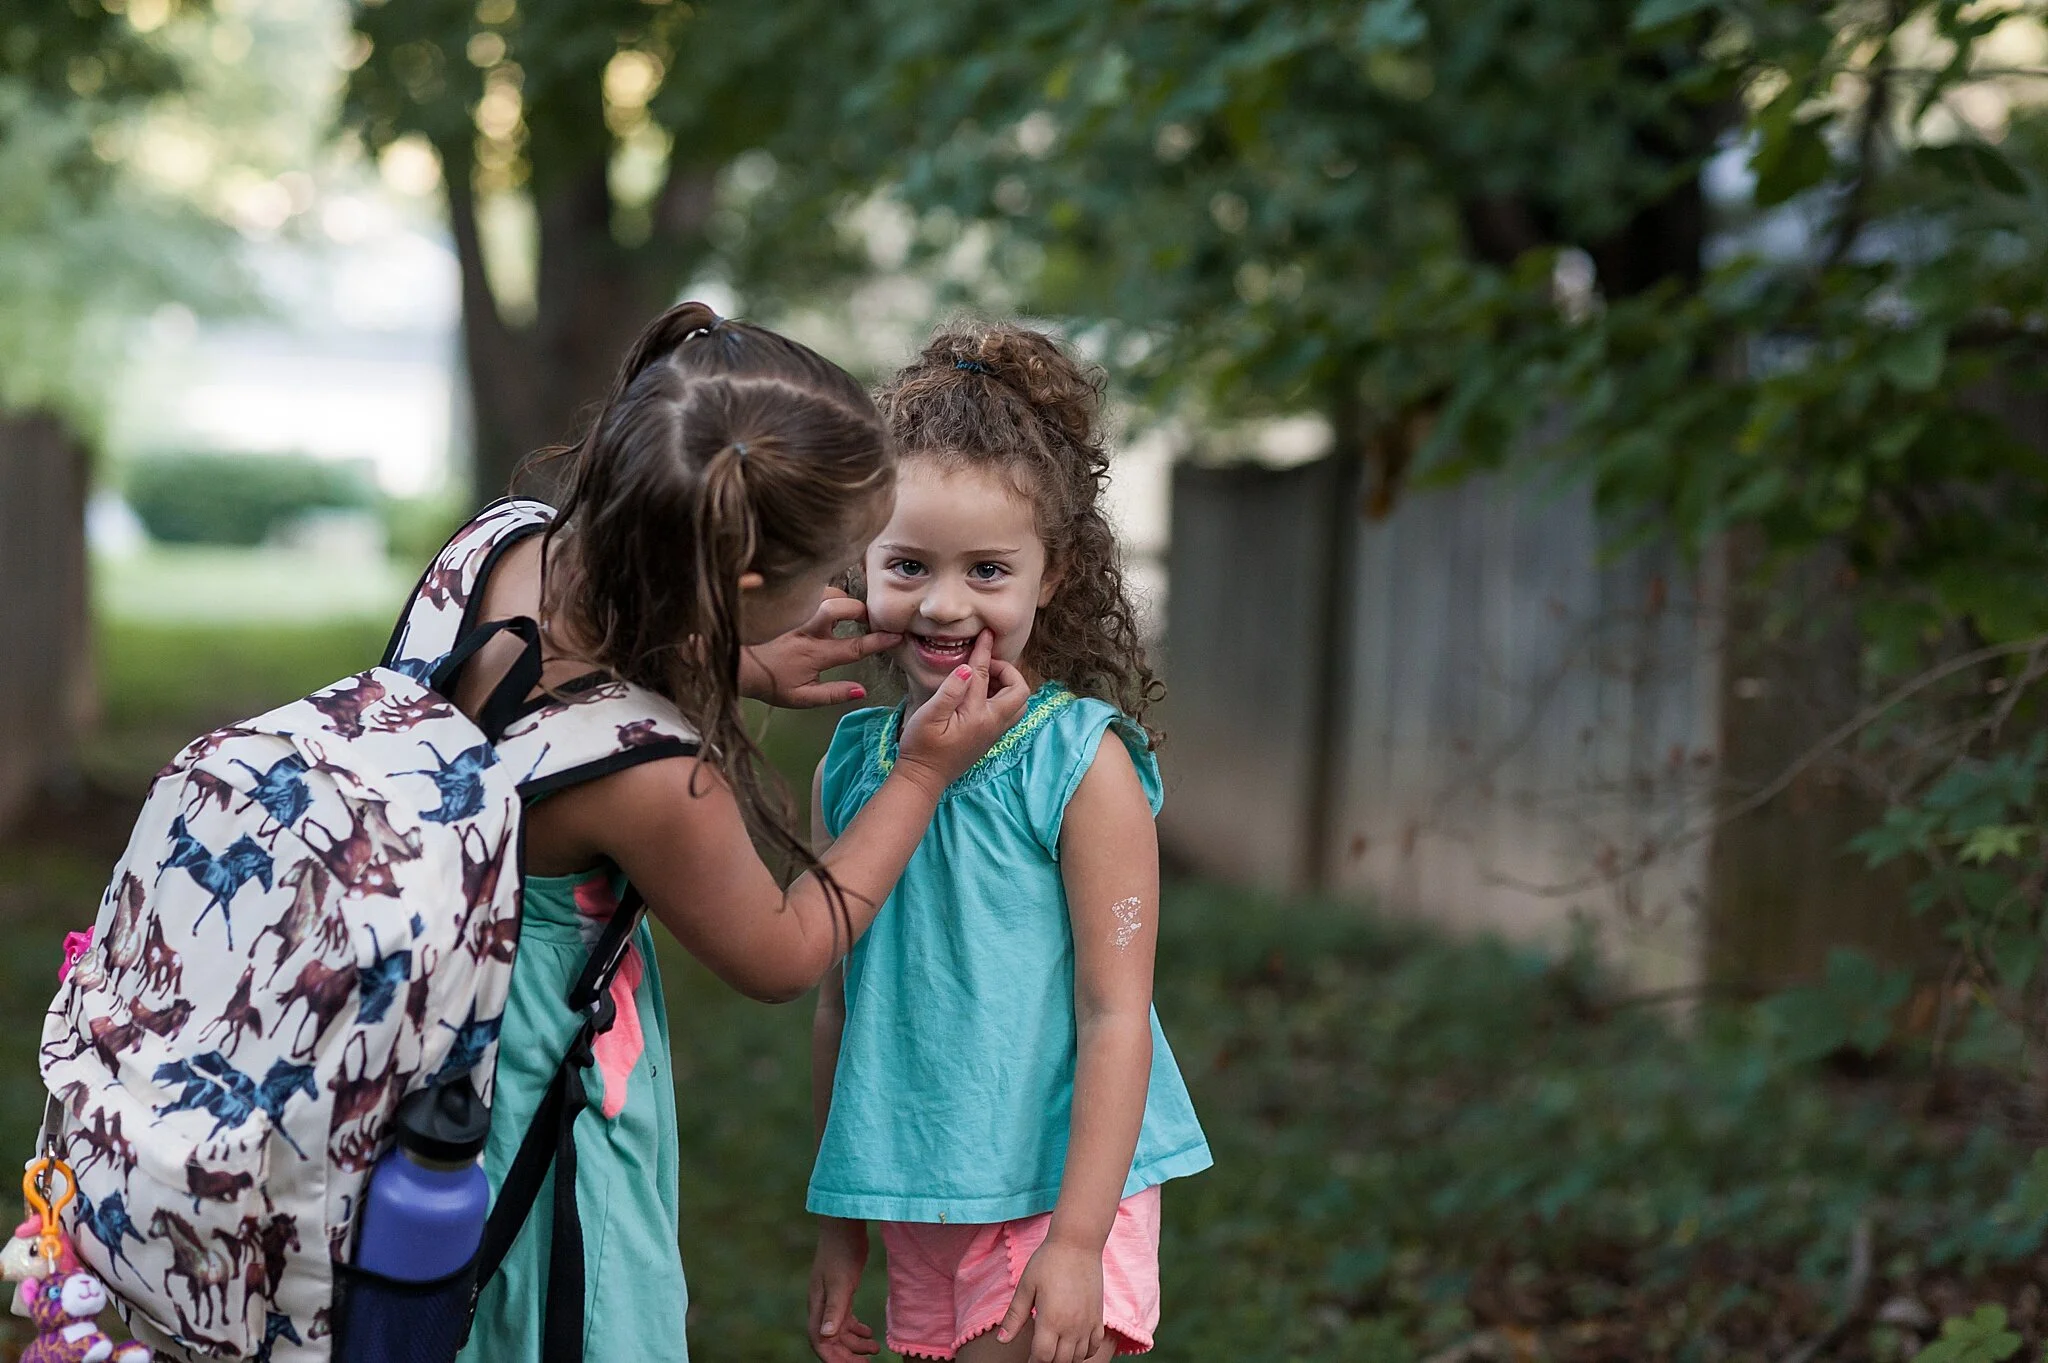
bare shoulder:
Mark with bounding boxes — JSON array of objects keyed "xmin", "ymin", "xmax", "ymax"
[
  {"xmin": 1062, "ymin": 731, "xmax": 1151, "ymax": 833},
  {"xmin": 523, "ymin": 749, "xmax": 730, "ymax": 875},
  {"xmin": 556, "ymin": 749, "xmax": 729, "ymax": 825},
  {"xmin": 1075, "ymin": 729, "xmax": 1144, "ymax": 793}
]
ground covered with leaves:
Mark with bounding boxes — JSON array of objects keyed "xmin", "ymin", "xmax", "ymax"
[
  {"xmin": 669, "ymin": 886, "xmax": 2048, "ymax": 1363},
  {"xmin": 0, "ymin": 622, "xmax": 2043, "ymax": 1361}
]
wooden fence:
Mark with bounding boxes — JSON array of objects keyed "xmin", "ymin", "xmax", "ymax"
[
  {"xmin": 0, "ymin": 412, "xmax": 92, "ymax": 831},
  {"xmin": 1161, "ymin": 457, "xmax": 1922, "ymax": 992}
]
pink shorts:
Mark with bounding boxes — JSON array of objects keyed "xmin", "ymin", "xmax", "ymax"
[{"xmin": 879, "ymin": 1186, "xmax": 1162, "ymax": 1360}]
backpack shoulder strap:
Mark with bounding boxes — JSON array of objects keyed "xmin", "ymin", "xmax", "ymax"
[
  {"xmin": 470, "ymin": 886, "xmax": 643, "ymax": 1363},
  {"xmin": 493, "ymin": 678, "xmax": 702, "ymax": 802},
  {"xmin": 383, "ymin": 498, "xmax": 554, "ymax": 680},
  {"xmin": 467, "ymin": 684, "xmax": 697, "ymax": 1363}
]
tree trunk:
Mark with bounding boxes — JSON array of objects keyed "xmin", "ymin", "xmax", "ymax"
[
  {"xmin": 0, "ymin": 411, "xmax": 92, "ymax": 832},
  {"xmin": 440, "ymin": 123, "xmax": 724, "ymax": 509},
  {"xmin": 441, "ymin": 137, "xmax": 558, "ymax": 506}
]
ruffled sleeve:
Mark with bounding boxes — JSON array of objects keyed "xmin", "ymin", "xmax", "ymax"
[
  {"xmin": 819, "ymin": 706, "xmax": 894, "ymax": 840},
  {"xmin": 1017, "ymin": 696, "xmax": 1163, "ymax": 855}
]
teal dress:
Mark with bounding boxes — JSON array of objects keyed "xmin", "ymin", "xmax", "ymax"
[
  {"xmin": 458, "ymin": 867, "xmax": 690, "ymax": 1362},
  {"xmin": 809, "ymin": 684, "xmax": 1212, "ymax": 1224}
]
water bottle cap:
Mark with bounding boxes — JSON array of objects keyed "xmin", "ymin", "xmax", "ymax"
[{"xmin": 394, "ymin": 1081, "xmax": 489, "ymax": 1163}]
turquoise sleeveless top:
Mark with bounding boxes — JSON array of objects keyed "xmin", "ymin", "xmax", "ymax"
[
  {"xmin": 808, "ymin": 684, "xmax": 1213, "ymax": 1224},
  {"xmin": 459, "ymin": 868, "xmax": 689, "ymax": 1362}
]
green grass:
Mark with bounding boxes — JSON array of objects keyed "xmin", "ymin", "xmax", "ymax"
[
  {"xmin": 94, "ymin": 545, "xmax": 413, "ymax": 625},
  {"xmin": 96, "ymin": 618, "xmax": 393, "ymax": 727},
  {"xmin": 84, "ymin": 618, "xmax": 394, "ymax": 795},
  {"xmin": 90, "ymin": 612, "xmax": 840, "ymax": 800},
  {"xmin": 6, "ymin": 615, "xmax": 2044, "ymax": 1361}
]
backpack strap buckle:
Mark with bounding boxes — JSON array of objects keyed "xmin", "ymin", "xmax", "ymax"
[{"xmin": 565, "ymin": 886, "xmax": 646, "ymax": 1018}]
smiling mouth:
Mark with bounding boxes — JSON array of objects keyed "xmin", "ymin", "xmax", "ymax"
[{"xmin": 911, "ymin": 633, "xmax": 976, "ymax": 667}]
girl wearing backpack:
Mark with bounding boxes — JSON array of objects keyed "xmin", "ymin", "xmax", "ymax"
[{"xmin": 437, "ymin": 303, "xmax": 1032, "ymax": 1363}]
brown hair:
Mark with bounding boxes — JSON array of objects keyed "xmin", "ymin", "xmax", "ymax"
[
  {"xmin": 876, "ymin": 322, "xmax": 1162, "ymax": 740},
  {"xmin": 536, "ymin": 300, "xmax": 893, "ymax": 875}
]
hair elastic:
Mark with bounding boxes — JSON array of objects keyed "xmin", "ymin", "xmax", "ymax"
[
  {"xmin": 682, "ymin": 318, "xmax": 722, "ymax": 343},
  {"xmin": 732, "ymin": 441, "xmax": 749, "ymax": 463},
  {"xmin": 954, "ymin": 359, "xmax": 993, "ymax": 376}
]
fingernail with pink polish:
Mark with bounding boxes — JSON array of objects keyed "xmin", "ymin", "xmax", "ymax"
[
  {"xmin": 849, "ymin": 686, "xmax": 866, "ymax": 700},
  {"xmin": 955, "ymin": 665, "xmax": 973, "ymax": 679}
]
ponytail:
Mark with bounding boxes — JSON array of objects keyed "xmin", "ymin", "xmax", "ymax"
[{"xmin": 685, "ymin": 441, "xmax": 758, "ymax": 740}]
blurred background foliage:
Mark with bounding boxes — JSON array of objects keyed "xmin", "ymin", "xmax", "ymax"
[
  {"xmin": 837, "ymin": 0, "xmax": 2048, "ymax": 1128},
  {"xmin": 342, "ymin": 0, "xmax": 881, "ymax": 496},
  {"xmin": 0, "ymin": 0, "xmax": 233, "ymax": 429},
  {"xmin": 124, "ymin": 450, "xmax": 374, "ymax": 544},
  {"xmin": 6, "ymin": 0, "xmax": 2048, "ymax": 1357}
]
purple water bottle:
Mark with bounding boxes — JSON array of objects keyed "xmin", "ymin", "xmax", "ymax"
[{"xmin": 355, "ymin": 1082, "xmax": 491, "ymax": 1281}]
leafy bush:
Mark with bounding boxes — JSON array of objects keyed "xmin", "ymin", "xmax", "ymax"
[
  {"xmin": 1851, "ymin": 731, "xmax": 2048, "ymax": 1078},
  {"xmin": 380, "ymin": 492, "xmax": 471, "ymax": 570},
  {"xmin": 652, "ymin": 877, "xmax": 2048, "ymax": 1361},
  {"xmin": 1915, "ymin": 1306, "xmax": 2022, "ymax": 1363},
  {"xmin": 126, "ymin": 452, "xmax": 374, "ymax": 547}
]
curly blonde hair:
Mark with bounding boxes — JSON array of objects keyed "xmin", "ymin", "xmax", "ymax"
[{"xmin": 875, "ymin": 322, "xmax": 1163, "ymax": 742}]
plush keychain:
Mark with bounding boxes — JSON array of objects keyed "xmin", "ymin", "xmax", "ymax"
[
  {"xmin": 6, "ymin": 1157, "xmax": 152, "ymax": 1363},
  {"xmin": 8, "ymin": 937, "xmax": 151, "ymax": 1360},
  {"xmin": 2, "ymin": 1210, "xmax": 77, "ymax": 1290},
  {"xmin": 22, "ymin": 1272, "xmax": 121, "ymax": 1363},
  {"xmin": 7, "ymin": 1157, "xmax": 82, "ymax": 1296}
]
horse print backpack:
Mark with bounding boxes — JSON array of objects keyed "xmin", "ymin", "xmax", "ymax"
[{"xmin": 38, "ymin": 500, "xmax": 699, "ymax": 1363}]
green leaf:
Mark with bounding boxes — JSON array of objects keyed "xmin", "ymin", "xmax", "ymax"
[
  {"xmin": 1325, "ymin": 1244, "xmax": 1390, "ymax": 1292},
  {"xmin": 1990, "ymin": 937, "xmax": 2041, "ymax": 995},
  {"xmin": 1911, "ymin": 1304, "xmax": 2020, "ymax": 1363},
  {"xmin": 1765, "ymin": 949, "xmax": 1913, "ymax": 1063},
  {"xmin": 1084, "ymin": 46, "xmax": 1130, "ymax": 106},
  {"xmin": 1631, "ymin": 0, "xmax": 1718, "ymax": 31},
  {"xmin": 1753, "ymin": 118, "xmax": 1833, "ymax": 207},
  {"xmin": 1994, "ymin": 1149, "xmax": 2048, "ymax": 1226},
  {"xmin": 1881, "ymin": 328, "xmax": 1948, "ymax": 393},
  {"xmin": 1959, "ymin": 824, "xmax": 2028, "ymax": 865},
  {"xmin": 1357, "ymin": 0, "xmax": 1427, "ymax": 48},
  {"xmin": 1915, "ymin": 141, "xmax": 2027, "ymax": 196}
]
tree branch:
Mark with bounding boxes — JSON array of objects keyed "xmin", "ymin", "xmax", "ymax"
[
  {"xmin": 1824, "ymin": 33, "xmax": 1895, "ymax": 271},
  {"xmin": 1778, "ymin": 1213, "xmax": 1873, "ymax": 1363},
  {"xmin": 1466, "ymin": 630, "xmax": 2048, "ymax": 898}
]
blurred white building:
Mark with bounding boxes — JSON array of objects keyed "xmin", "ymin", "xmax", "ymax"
[{"xmin": 112, "ymin": 193, "xmax": 464, "ymax": 499}]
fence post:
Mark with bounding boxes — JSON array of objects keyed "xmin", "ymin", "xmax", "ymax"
[
  {"xmin": 0, "ymin": 411, "xmax": 93, "ymax": 832},
  {"xmin": 1301, "ymin": 384, "xmax": 1366, "ymax": 893}
]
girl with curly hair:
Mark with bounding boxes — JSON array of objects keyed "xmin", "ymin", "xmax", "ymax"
[{"xmin": 806, "ymin": 325, "xmax": 1212, "ymax": 1363}]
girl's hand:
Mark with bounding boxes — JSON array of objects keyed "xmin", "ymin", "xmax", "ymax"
[
  {"xmin": 742, "ymin": 589, "xmax": 902, "ymax": 708},
  {"xmin": 808, "ymin": 1218, "xmax": 879, "ymax": 1363},
  {"xmin": 895, "ymin": 631, "xmax": 1031, "ymax": 792},
  {"xmin": 996, "ymin": 1238, "xmax": 1110, "ymax": 1363}
]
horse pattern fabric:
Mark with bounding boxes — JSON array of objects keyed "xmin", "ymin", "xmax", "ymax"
[
  {"xmin": 42, "ymin": 667, "xmax": 525, "ymax": 1360},
  {"xmin": 39, "ymin": 500, "xmax": 699, "ymax": 1362}
]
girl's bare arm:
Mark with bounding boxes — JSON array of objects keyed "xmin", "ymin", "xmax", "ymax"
[
  {"xmin": 541, "ymin": 642, "xmax": 1026, "ymax": 1002},
  {"xmin": 808, "ymin": 760, "xmax": 878, "ymax": 1363},
  {"xmin": 994, "ymin": 735, "xmax": 1159, "ymax": 1357},
  {"xmin": 1046, "ymin": 735, "xmax": 1159, "ymax": 1251},
  {"xmin": 810, "ymin": 760, "xmax": 851, "ymax": 1129}
]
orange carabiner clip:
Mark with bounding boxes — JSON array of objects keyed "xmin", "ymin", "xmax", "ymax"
[{"xmin": 22, "ymin": 1156, "xmax": 75, "ymax": 1269}]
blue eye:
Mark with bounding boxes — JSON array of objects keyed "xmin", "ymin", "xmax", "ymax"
[
  {"xmin": 969, "ymin": 563, "xmax": 1007, "ymax": 582},
  {"xmin": 891, "ymin": 559, "xmax": 927, "ymax": 578}
]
